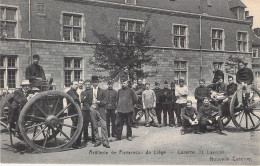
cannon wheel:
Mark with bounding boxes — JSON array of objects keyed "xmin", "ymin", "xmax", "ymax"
[
  {"xmin": 0, "ymin": 93, "xmax": 14, "ymax": 128},
  {"xmin": 221, "ymin": 116, "xmax": 232, "ymax": 127},
  {"xmin": 230, "ymin": 86, "xmax": 260, "ymax": 131},
  {"xmin": 18, "ymin": 91, "xmax": 83, "ymax": 152}
]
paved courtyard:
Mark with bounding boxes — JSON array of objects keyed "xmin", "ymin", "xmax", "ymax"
[{"xmin": 1, "ymin": 122, "xmax": 259, "ymax": 165}]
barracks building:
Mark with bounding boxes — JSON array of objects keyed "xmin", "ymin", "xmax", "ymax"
[{"xmin": 0, "ymin": 0, "xmax": 257, "ymax": 95}]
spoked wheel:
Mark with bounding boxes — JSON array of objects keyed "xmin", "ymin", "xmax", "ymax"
[
  {"xmin": 18, "ymin": 91, "xmax": 83, "ymax": 152},
  {"xmin": 230, "ymin": 87, "xmax": 260, "ymax": 131},
  {"xmin": 0, "ymin": 93, "xmax": 14, "ymax": 128},
  {"xmin": 221, "ymin": 116, "xmax": 232, "ymax": 127}
]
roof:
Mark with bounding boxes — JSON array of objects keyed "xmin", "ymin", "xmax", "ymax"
[
  {"xmin": 106, "ymin": 0, "xmax": 239, "ymax": 19},
  {"xmin": 227, "ymin": 0, "xmax": 247, "ymax": 9}
]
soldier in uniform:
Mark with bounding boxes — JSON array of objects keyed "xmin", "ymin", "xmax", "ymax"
[
  {"xmin": 80, "ymin": 79, "xmax": 95, "ymax": 144},
  {"xmin": 153, "ymin": 82, "xmax": 163, "ymax": 124},
  {"xmin": 199, "ymin": 97, "xmax": 226, "ymax": 135},
  {"xmin": 161, "ymin": 81, "xmax": 173, "ymax": 127},
  {"xmin": 25, "ymin": 54, "xmax": 46, "ymax": 88},
  {"xmin": 104, "ymin": 80, "xmax": 117, "ymax": 137},
  {"xmin": 67, "ymin": 80, "xmax": 84, "ymax": 149},
  {"xmin": 212, "ymin": 64, "xmax": 224, "ymax": 84},
  {"xmin": 8, "ymin": 80, "xmax": 32, "ymax": 134},
  {"xmin": 194, "ymin": 79, "xmax": 211, "ymax": 110}
]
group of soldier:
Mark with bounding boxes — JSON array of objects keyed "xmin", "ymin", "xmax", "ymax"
[{"xmin": 7, "ymin": 54, "xmax": 254, "ymax": 150}]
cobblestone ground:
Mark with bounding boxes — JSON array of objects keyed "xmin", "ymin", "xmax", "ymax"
[{"xmin": 1, "ymin": 122, "xmax": 260, "ymax": 165}]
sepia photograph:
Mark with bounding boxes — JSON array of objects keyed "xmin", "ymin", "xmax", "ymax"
[{"xmin": 0, "ymin": 0, "xmax": 260, "ymax": 165}]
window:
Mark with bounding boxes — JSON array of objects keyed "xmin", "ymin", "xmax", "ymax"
[
  {"xmin": 252, "ymin": 49, "xmax": 258, "ymax": 58},
  {"xmin": 238, "ymin": 7, "xmax": 245, "ymax": 20},
  {"xmin": 125, "ymin": 0, "xmax": 136, "ymax": 5},
  {"xmin": 174, "ymin": 61, "xmax": 187, "ymax": 85},
  {"xmin": 119, "ymin": 19, "xmax": 143, "ymax": 43},
  {"xmin": 62, "ymin": 13, "xmax": 83, "ymax": 42},
  {"xmin": 237, "ymin": 32, "xmax": 248, "ymax": 52},
  {"xmin": 172, "ymin": 25, "xmax": 188, "ymax": 48},
  {"xmin": 0, "ymin": 56, "xmax": 18, "ymax": 89},
  {"xmin": 211, "ymin": 29, "xmax": 224, "ymax": 50},
  {"xmin": 64, "ymin": 57, "xmax": 83, "ymax": 87},
  {"xmin": 0, "ymin": 6, "xmax": 17, "ymax": 38}
]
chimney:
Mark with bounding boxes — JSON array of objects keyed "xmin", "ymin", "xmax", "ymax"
[{"xmin": 245, "ymin": 11, "xmax": 249, "ymax": 17}]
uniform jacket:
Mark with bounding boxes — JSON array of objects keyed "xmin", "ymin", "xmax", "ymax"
[
  {"xmin": 213, "ymin": 69, "xmax": 224, "ymax": 83},
  {"xmin": 181, "ymin": 106, "xmax": 200, "ymax": 120},
  {"xmin": 67, "ymin": 88, "xmax": 81, "ymax": 115},
  {"xmin": 80, "ymin": 88, "xmax": 91, "ymax": 111},
  {"xmin": 161, "ymin": 88, "xmax": 172, "ymax": 105},
  {"xmin": 153, "ymin": 88, "xmax": 163, "ymax": 104},
  {"xmin": 117, "ymin": 87, "xmax": 138, "ymax": 113},
  {"xmin": 80, "ymin": 87, "xmax": 107, "ymax": 120},
  {"xmin": 215, "ymin": 82, "xmax": 227, "ymax": 94},
  {"xmin": 104, "ymin": 88, "xmax": 117, "ymax": 110},
  {"xmin": 236, "ymin": 67, "xmax": 254, "ymax": 85},
  {"xmin": 199, "ymin": 104, "xmax": 222, "ymax": 120},
  {"xmin": 12, "ymin": 88, "xmax": 28, "ymax": 109},
  {"xmin": 226, "ymin": 83, "xmax": 238, "ymax": 97},
  {"xmin": 194, "ymin": 86, "xmax": 211, "ymax": 102},
  {"xmin": 25, "ymin": 63, "xmax": 46, "ymax": 84}
]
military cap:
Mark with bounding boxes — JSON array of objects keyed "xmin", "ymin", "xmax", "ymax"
[
  {"xmin": 91, "ymin": 75, "xmax": 99, "ymax": 83},
  {"xmin": 33, "ymin": 54, "xmax": 40, "ymax": 59},
  {"xmin": 179, "ymin": 79, "xmax": 185, "ymax": 83},
  {"xmin": 155, "ymin": 82, "xmax": 160, "ymax": 86},
  {"xmin": 164, "ymin": 80, "xmax": 168, "ymax": 84}
]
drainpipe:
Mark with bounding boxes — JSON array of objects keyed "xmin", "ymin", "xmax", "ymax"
[
  {"xmin": 199, "ymin": 15, "xmax": 202, "ymax": 79},
  {"xmin": 29, "ymin": 0, "xmax": 32, "ymax": 64}
]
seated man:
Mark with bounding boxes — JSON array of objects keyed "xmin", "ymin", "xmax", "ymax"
[
  {"xmin": 220, "ymin": 76, "xmax": 237, "ymax": 116},
  {"xmin": 199, "ymin": 97, "xmax": 227, "ymax": 135},
  {"xmin": 25, "ymin": 54, "xmax": 47, "ymax": 89},
  {"xmin": 180, "ymin": 100, "xmax": 201, "ymax": 135},
  {"xmin": 8, "ymin": 80, "xmax": 33, "ymax": 134},
  {"xmin": 210, "ymin": 76, "xmax": 227, "ymax": 106}
]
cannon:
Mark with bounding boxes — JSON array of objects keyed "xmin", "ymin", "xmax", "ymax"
[{"xmin": 0, "ymin": 84, "xmax": 83, "ymax": 153}]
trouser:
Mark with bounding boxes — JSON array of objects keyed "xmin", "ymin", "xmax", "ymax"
[
  {"xmin": 106, "ymin": 109, "xmax": 116, "ymax": 137},
  {"xmin": 162, "ymin": 103, "xmax": 173, "ymax": 125},
  {"xmin": 71, "ymin": 116, "xmax": 82, "ymax": 146},
  {"xmin": 116, "ymin": 112, "xmax": 132, "ymax": 139},
  {"xmin": 144, "ymin": 108, "xmax": 159, "ymax": 125},
  {"xmin": 176, "ymin": 103, "xmax": 186, "ymax": 125},
  {"xmin": 197, "ymin": 101, "xmax": 203, "ymax": 111},
  {"xmin": 182, "ymin": 118, "xmax": 199, "ymax": 132},
  {"xmin": 237, "ymin": 84, "xmax": 251, "ymax": 104},
  {"xmin": 90, "ymin": 107, "xmax": 108, "ymax": 144},
  {"xmin": 199, "ymin": 116, "xmax": 224, "ymax": 133},
  {"xmin": 132, "ymin": 107, "xmax": 142, "ymax": 125},
  {"xmin": 155, "ymin": 104, "xmax": 162, "ymax": 124},
  {"xmin": 82, "ymin": 110, "xmax": 94, "ymax": 142}
]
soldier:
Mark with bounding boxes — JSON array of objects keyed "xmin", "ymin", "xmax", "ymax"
[
  {"xmin": 142, "ymin": 83, "xmax": 160, "ymax": 127},
  {"xmin": 170, "ymin": 82, "xmax": 177, "ymax": 126},
  {"xmin": 80, "ymin": 79, "xmax": 95, "ymax": 145},
  {"xmin": 88, "ymin": 76, "xmax": 109, "ymax": 148},
  {"xmin": 104, "ymin": 80, "xmax": 117, "ymax": 137},
  {"xmin": 199, "ymin": 97, "xmax": 226, "ymax": 135},
  {"xmin": 212, "ymin": 64, "xmax": 224, "ymax": 84},
  {"xmin": 181, "ymin": 100, "xmax": 201, "ymax": 135},
  {"xmin": 8, "ymin": 80, "xmax": 32, "ymax": 134},
  {"xmin": 67, "ymin": 80, "xmax": 84, "ymax": 149},
  {"xmin": 25, "ymin": 54, "xmax": 46, "ymax": 87},
  {"xmin": 115, "ymin": 79, "xmax": 138, "ymax": 141},
  {"xmin": 194, "ymin": 79, "xmax": 211, "ymax": 110},
  {"xmin": 236, "ymin": 61, "xmax": 254, "ymax": 108},
  {"xmin": 153, "ymin": 82, "xmax": 163, "ymax": 124},
  {"xmin": 161, "ymin": 81, "xmax": 173, "ymax": 127},
  {"xmin": 175, "ymin": 79, "xmax": 188, "ymax": 127}
]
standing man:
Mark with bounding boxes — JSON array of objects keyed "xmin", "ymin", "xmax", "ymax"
[
  {"xmin": 67, "ymin": 80, "xmax": 84, "ymax": 149},
  {"xmin": 104, "ymin": 80, "xmax": 117, "ymax": 137},
  {"xmin": 80, "ymin": 79, "xmax": 95, "ymax": 145},
  {"xmin": 115, "ymin": 79, "xmax": 138, "ymax": 141},
  {"xmin": 170, "ymin": 82, "xmax": 177, "ymax": 126},
  {"xmin": 77, "ymin": 79, "xmax": 84, "ymax": 97},
  {"xmin": 236, "ymin": 61, "xmax": 254, "ymax": 108},
  {"xmin": 87, "ymin": 76, "xmax": 109, "ymax": 148},
  {"xmin": 25, "ymin": 54, "xmax": 46, "ymax": 87},
  {"xmin": 133, "ymin": 78, "xmax": 146, "ymax": 125},
  {"xmin": 199, "ymin": 97, "xmax": 226, "ymax": 135},
  {"xmin": 181, "ymin": 100, "xmax": 201, "ymax": 135},
  {"xmin": 175, "ymin": 79, "xmax": 188, "ymax": 127},
  {"xmin": 142, "ymin": 83, "xmax": 160, "ymax": 127},
  {"xmin": 161, "ymin": 81, "xmax": 173, "ymax": 127},
  {"xmin": 153, "ymin": 82, "xmax": 163, "ymax": 125},
  {"xmin": 212, "ymin": 64, "xmax": 224, "ymax": 84},
  {"xmin": 194, "ymin": 79, "xmax": 211, "ymax": 110}
]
